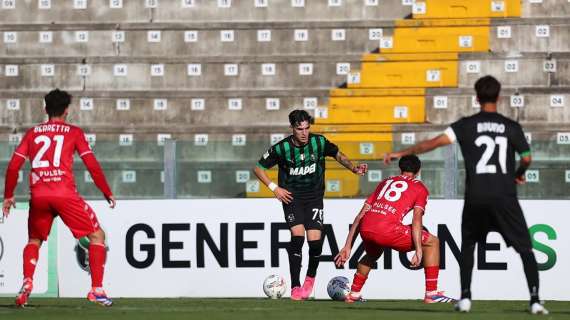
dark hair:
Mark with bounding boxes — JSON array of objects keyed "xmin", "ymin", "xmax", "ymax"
[
  {"xmin": 288, "ymin": 109, "xmax": 313, "ymax": 127},
  {"xmin": 44, "ymin": 89, "xmax": 72, "ymax": 118},
  {"xmin": 474, "ymin": 75, "xmax": 501, "ymax": 105},
  {"xmin": 399, "ymin": 155, "xmax": 421, "ymax": 175}
]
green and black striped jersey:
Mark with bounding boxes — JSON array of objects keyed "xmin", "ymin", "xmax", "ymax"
[{"xmin": 257, "ymin": 134, "xmax": 339, "ymax": 200}]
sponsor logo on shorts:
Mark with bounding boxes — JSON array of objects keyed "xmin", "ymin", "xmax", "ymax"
[{"xmin": 287, "ymin": 213, "xmax": 295, "ymax": 223}]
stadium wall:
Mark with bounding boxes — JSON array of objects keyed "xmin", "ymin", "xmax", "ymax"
[{"xmin": 2, "ymin": 200, "xmax": 568, "ymax": 300}]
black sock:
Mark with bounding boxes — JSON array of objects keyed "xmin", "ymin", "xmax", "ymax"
[
  {"xmin": 288, "ymin": 236, "xmax": 305, "ymax": 288},
  {"xmin": 307, "ymin": 239, "xmax": 323, "ymax": 278},
  {"xmin": 520, "ymin": 250, "xmax": 540, "ymax": 305},
  {"xmin": 460, "ymin": 241, "xmax": 476, "ymax": 300}
]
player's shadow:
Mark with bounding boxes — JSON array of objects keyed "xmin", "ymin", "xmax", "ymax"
[
  {"xmin": 0, "ymin": 304, "xmax": 31, "ymax": 309},
  {"xmin": 337, "ymin": 306, "xmax": 446, "ymax": 313}
]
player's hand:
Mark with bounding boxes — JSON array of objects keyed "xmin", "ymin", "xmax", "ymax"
[
  {"xmin": 410, "ymin": 249, "xmax": 423, "ymax": 268},
  {"xmin": 334, "ymin": 246, "xmax": 351, "ymax": 267},
  {"xmin": 352, "ymin": 163, "xmax": 368, "ymax": 176},
  {"xmin": 515, "ymin": 175, "xmax": 526, "ymax": 185},
  {"xmin": 106, "ymin": 196, "xmax": 116, "ymax": 209},
  {"xmin": 2, "ymin": 197, "xmax": 16, "ymax": 219},
  {"xmin": 273, "ymin": 187, "xmax": 293, "ymax": 204},
  {"xmin": 383, "ymin": 152, "xmax": 398, "ymax": 165}
]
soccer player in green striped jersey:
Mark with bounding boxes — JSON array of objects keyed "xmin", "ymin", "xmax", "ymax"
[{"xmin": 254, "ymin": 110, "xmax": 367, "ymax": 300}]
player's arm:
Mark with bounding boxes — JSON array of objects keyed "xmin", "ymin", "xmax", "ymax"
[
  {"xmin": 384, "ymin": 133, "xmax": 452, "ymax": 165},
  {"xmin": 334, "ymin": 151, "xmax": 367, "ymax": 176},
  {"xmin": 2, "ymin": 153, "xmax": 26, "ymax": 218},
  {"xmin": 515, "ymin": 154, "xmax": 532, "ymax": 185},
  {"xmin": 75, "ymin": 131, "xmax": 115, "ymax": 208},
  {"xmin": 81, "ymin": 153, "xmax": 115, "ymax": 208},
  {"xmin": 410, "ymin": 207, "xmax": 425, "ymax": 268},
  {"xmin": 334, "ymin": 203, "xmax": 371, "ymax": 267},
  {"xmin": 254, "ymin": 146, "xmax": 293, "ymax": 204},
  {"xmin": 253, "ymin": 166, "xmax": 293, "ymax": 204},
  {"xmin": 512, "ymin": 124, "xmax": 532, "ymax": 185},
  {"xmin": 3, "ymin": 131, "xmax": 31, "ymax": 218}
]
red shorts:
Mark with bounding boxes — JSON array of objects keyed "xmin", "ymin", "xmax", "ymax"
[
  {"xmin": 360, "ymin": 224, "xmax": 430, "ymax": 256},
  {"xmin": 28, "ymin": 195, "xmax": 101, "ymax": 241}
]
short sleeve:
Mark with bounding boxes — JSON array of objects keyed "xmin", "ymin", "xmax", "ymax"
[
  {"xmin": 75, "ymin": 128, "xmax": 93, "ymax": 157},
  {"xmin": 257, "ymin": 145, "xmax": 280, "ymax": 170},
  {"xmin": 324, "ymin": 137, "xmax": 339, "ymax": 158},
  {"xmin": 511, "ymin": 123, "xmax": 531, "ymax": 157},
  {"xmin": 413, "ymin": 184, "xmax": 429, "ymax": 213},
  {"xmin": 13, "ymin": 130, "xmax": 32, "ymax": 159},
  {"xmin": 446, "ymin": 118, "xmax": 463, "ymax": 144}
]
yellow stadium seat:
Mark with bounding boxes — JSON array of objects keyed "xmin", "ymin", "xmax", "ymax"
[
  {"xmin": 349, "ymin": 60, "xmax": 458, "ymax": 88},
  {"xmin": 247, "ymin": 169, "xmax": 278, "ymax": 198},
  {"xmin": 330, "ymin": 88, "xmax": 425, "ymax": 97},
  {"xmin": 320, "ymin": 96, "xmax": 425, "ymax": 124},
  {"xmin": 362, "ymin": 52, "xmax": 458, "ymax": 62},
  {"xmin": 412, "ymin": 0, "xmax": 520, "ymax": 19},
  {"xmin": 312, "ymin": 124, "xmax": 392, "ymax": 133},
  {"xmin": 245, "ymin": 167, "xmax": 360, "ymax": 198},
  {"xmin": 320, "ymin": 132, "xmax": 392, "ymax": 161},
  {"xmin": 381, "ymin": 24, "xmax": 490, "ymax": 53},
  {"xmin": 324, "ymin": 168, "xmax": 360, "ymax": 198}
]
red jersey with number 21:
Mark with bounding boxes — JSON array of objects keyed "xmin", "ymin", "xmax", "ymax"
[
  {"xmin": 13, "ymin": 119, "xmax": 93, "ymax": 198},
  {"xmin": 360, "ymin": 175, "xmax": 429, "ymax": 233}
]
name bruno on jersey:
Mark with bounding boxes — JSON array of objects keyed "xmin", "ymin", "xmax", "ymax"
[{"xmin": 257, "ymin": 134, "xmax": 339, "ymax": 199}]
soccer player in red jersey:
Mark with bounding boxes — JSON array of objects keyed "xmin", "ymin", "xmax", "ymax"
[
  {"xmin": 335, "ymin": 155, "xmax": 454, "ymax": 303},
  {"xmin": 2, "ymin": 89, "xmax": 115, "ymax": 307}
]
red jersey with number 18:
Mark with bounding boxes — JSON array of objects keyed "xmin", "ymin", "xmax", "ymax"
[
  {"xmin": 13, "ymin": 119, "xmax": 97, "ymax": 198},
  {"xmin": 360, "ymin": 175, "xmax": 429, "ymax": 233}
]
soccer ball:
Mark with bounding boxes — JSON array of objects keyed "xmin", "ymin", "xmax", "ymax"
[
  {"xmin": 327, "ymin": 276, "xmax": 350, "ymax": 301},
  {"xmin": 263, "ymin": 274, "xmax": 286, "ymax": 299}
]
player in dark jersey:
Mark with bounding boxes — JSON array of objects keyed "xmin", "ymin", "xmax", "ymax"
[
  {"xmin": 335, "ymin": 155, "xmax": 454, "ymax": 304},
  {"xmin": 384, "ymin": 76, "xmax": 548, "ymax": 314},
  {"xmin": 2, "ymin": 89, "xmax": 115, "ymax": 307},
  {"xmin": 254, "ymin": 110, "xmax": 367, "ymax": 300}
]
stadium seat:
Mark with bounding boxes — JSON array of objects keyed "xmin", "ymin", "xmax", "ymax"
[
  {"xmin": 0, "ymin": 0, "xmax": 412, "ymax": 24},
  {"xmin": 349, "ymin": 60, "xmax": 458, "ymax": 88},
  {"xmin": 457, "ymin": 53, "xmax": 560, "ymax": 88},
  {"xmin": 380, "ymin": 19, "xmax": 490, "ymax": 54},
  {"xmin": 412, "ymin": 0, "xmax": 520, "ymax": 19},
  {"xmin": 322, "ymin": 96, "xmax": 425, "ymax": 124},
  {"xmin": 522, "ymin": 0, "xmax": 570, "ymax": 18},
  {"xmin": 491, "ymin": 20, "xmax": 570, "ymax": 53},
  {"xmin": 0, "ymin": 27, "xmax": 391, "ymax": 57}
]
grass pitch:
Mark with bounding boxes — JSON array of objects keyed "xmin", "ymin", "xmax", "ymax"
[{"xmin": 0, "ymin": 298, "xmax": 569, "ymax": 320}]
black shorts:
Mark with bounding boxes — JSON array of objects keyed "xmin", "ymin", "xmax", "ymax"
[
  {"xmin": 461, "ymin": 197, "xmax": 532, "ymax": 252},
  {"xmin": 282, "ymin": 197, "xmax": 324, "ymax": 230}
]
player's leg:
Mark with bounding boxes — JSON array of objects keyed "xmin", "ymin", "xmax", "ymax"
[
  {"xmin": 54, "ymin": 196, "xmax": 112, "ymax": 306},
  {"xmin": 283, "ymin": 200, "xmax": 305, "ymax": 300},
  {"xmin": 86, "ymin": 228, "xmax": 113, "ymax": 307},
  {"xmin": 496, "ymin": 200, "xmax": 546, "ymax": 314},
  {"xmin": 346, "ymin": 231, "xmax": 383, "ymax": 303},
  {"xmin": 346, "ymin": 252, "xmax": 381, "ymax": 303},
  {"xmin": 420, "ymin": 233, "xmax": 454, "ymax": 303},
  {"xmin": 456, "ymin": 203, "xmax": 487, "ymax": 312},
  {"xmin": 16, "ymin": 198, "xmax": 55, "ymax": 307},
  {"xmin": 301, "ymin": 198, "xmax": 324, "ymax": 299}
]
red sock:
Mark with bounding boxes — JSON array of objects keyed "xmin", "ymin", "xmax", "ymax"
[
  {"xmin": 351, "ymin": 273, "xmax": 368, "ymax": 293},
  {"xmin": 89, "ymin": 243, "xmax": 106, "ymax": 288},
  {"xmin": 424, "ymin": 266, "xmax": 439, "ymax": 292},
  {"xmin": 23, "ymin": 243, "xmax": 39, "ymax": 280}
]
